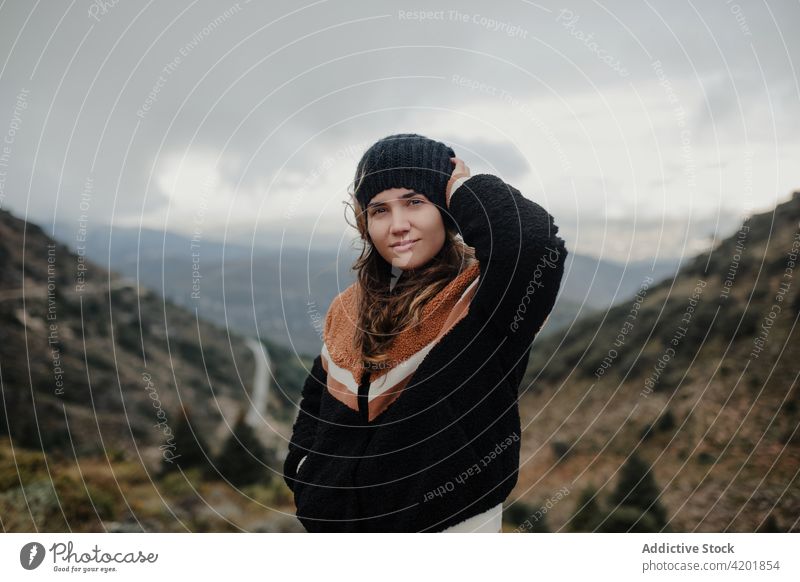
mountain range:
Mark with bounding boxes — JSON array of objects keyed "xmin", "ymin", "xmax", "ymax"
[{"xmin": 1, "ymin": 190, "xmax": 798, "ymax": 532}]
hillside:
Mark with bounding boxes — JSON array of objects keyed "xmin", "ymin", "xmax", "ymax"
[
  {"xmin": 0, "ymin": 208, "xmax": 307, "ymax": 532},
  {"xmin": 515, "ymin": 191, "xmax": 800, "ymax": 532}
]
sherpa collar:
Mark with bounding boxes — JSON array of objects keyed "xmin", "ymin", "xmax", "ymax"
[{"xmin": 321, "ymin": 261, "xmax": 480, "ymax": 421}]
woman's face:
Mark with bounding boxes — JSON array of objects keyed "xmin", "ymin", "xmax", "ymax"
[{"xmin": 366, "ymin": 187, "xmax": 446, "ymax": 271}]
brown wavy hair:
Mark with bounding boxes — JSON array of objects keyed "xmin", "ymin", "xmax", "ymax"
[{"xmin": 344, "ymin": 183, "xmax": 477, "ymax": 371}]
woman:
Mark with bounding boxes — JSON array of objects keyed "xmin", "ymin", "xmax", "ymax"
[{"xmin": 283, "ymin": 133, "xmax": 567, "ymax": 532}]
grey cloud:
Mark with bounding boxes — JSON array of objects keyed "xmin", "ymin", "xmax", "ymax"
[{"xmin": 0, "ymin": 0, "xmax": 797, "ymax": 261}]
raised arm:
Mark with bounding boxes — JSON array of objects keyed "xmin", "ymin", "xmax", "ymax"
[
  {"xmin": 447, "ymin": 172, "xmax": 567, "ymax": 369},
  {"xmin": 283, "ymin": 354, "xmax": 326, "ymax": 493}
]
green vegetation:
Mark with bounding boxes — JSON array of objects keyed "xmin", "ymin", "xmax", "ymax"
[
  {"xmin": 158, "ymin": 408, "xmax": 214, "ymax": 477},
  {"xmin": 567, "ymin": 454, "xmax": 670, "ymax": 533},
  {"xmin": 503, "ymin": 499, "xmax": 550, "ymax": 532},
  {"xmin": 212, "ymin": 412, "xmax": 276, "ymax": 487}
]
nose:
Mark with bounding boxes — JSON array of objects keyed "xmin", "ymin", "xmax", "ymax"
[{"xmin": 389, "ymin": 209, "xmax": 411, "ymax": 234}]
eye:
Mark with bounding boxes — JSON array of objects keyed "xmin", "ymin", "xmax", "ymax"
[
  {"xmin": 409, "ymin": 198, "xmax": 424, "ymax": 206},
  {"xmin": 370, "ymin": 207, "xmax": 385, "ymax": 216}
]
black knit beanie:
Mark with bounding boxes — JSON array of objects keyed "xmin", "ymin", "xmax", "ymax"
[{"xmin": 353, "ymin": 133, "xmax": 457, "ymax": 231}]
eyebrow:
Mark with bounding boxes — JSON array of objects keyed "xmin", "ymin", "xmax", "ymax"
[{"xmin": 367, "ymin": 191, "xmax": 422, "ymax": 209}]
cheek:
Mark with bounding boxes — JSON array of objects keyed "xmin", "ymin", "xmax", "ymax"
[
  {"xmin": 367, "ymin": 219, "xmax": 384, "ymax": 246},
  {"xmin": 420, "ymin": 207, "xmax": 445, "ymax": 235}
]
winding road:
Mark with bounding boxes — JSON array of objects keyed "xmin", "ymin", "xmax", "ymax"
[{"xmin": 244, "ymin": 338, "xmax": 271, "ymax": 427}]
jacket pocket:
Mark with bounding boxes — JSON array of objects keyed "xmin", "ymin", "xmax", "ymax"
[
  {"xmin": 293, "ymin": 450, "xmax": 316, "ymax": 489},
  {"xmin": 292, "ymin": 450, "xmax": 318, "ymax": 522}
]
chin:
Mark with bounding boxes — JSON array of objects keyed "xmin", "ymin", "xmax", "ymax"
[
  {"xmin": 390, "ymin": 260, "xmax": 414, "ymax": 271},
  {"xmin": 392, "ymin": 258, "xmax": 431, "ymax": 272}
]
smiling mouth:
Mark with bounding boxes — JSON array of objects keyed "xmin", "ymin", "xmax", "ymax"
[{"xmin": 392, "ymin": 239, "xmax": 418, "ymax": 251}]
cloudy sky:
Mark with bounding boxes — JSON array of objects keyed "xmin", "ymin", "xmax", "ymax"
[{"xmin": 1, "ymin": 0, "xmax": 798, "ymax": 262}]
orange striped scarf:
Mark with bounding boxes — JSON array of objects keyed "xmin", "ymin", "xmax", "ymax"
[{"xmin": 321, "ymin": 261, "xmax": 481, "ymax": 421}]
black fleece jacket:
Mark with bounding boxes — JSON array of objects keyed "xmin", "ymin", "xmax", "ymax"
[{"xmin": 283, "ymin": 173, "xmax": 567, "ymax": 532}]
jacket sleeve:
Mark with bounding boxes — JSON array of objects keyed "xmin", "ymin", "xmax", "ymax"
[
  {"xmin": 449, "ymin": 174, "xmax": 567, "ymax": 369},
  {"xmin": 283, "ymin": 354, "xmax": 326, "ymax": 493}
]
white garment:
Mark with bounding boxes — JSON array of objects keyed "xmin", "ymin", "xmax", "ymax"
[{"xmin": 441, "ymin": 503, "xmax": 503, "ymax": 533}]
